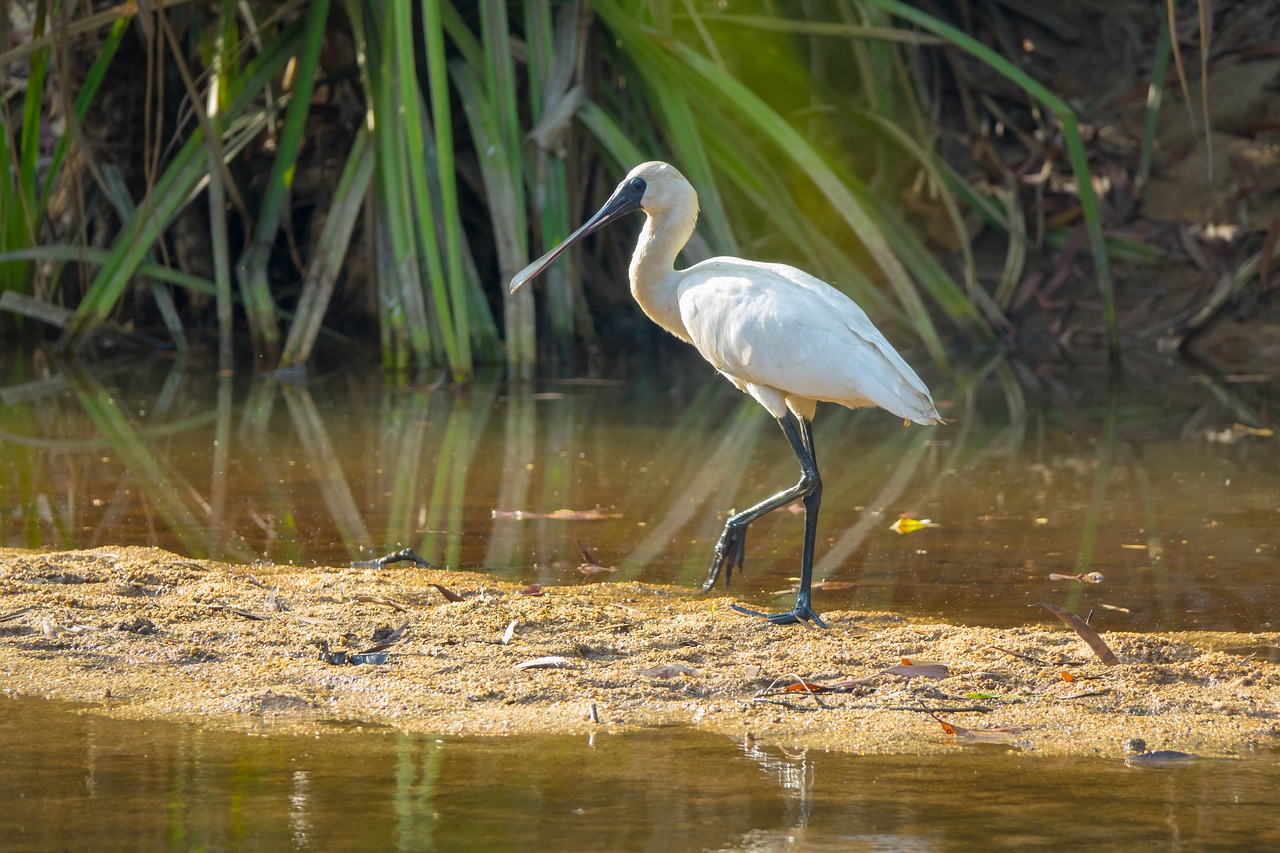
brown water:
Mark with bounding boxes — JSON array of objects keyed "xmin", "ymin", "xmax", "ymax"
[
  {"xmin": 2, "ymin": 351, "xmax": 1277, "ymax": 633},
  {"xmin": 3, "ymin": 351, "xmax": 1280, "ymax": 848},
  {"xmin": 2, "ymin": 695, "xmax": 1278, "ymax": 851}
]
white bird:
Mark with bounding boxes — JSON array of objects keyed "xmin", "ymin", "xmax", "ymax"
[{"xmin": 510, "ymin": 161, "xmax": 942, "ymax": 626}]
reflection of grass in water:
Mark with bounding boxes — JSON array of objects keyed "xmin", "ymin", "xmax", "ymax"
[
  {"xmin": 282, "ymin": 384, "xmax": 371, "ymax": 560},
  {"xmin": 241, "ymin": 376, "xmax": 302, "ymax": 566},
  {"xmin": 1130, "ymin": 457, "xmax": 1173, "ymax": 624},
  {"xmin": 620, "ymin": 398, "xmax": 766, "ymax": 584},
  {"xmin": 0, "ymin": 404, "xmax": 70, "ymax": 551},
  {"xmin": 394, "ymin": 732, "xmax": 443, "ymax": 850},
  {"xmin": 533, "ymin": 388, "xmax": 587, "ymax": 568},
  {"xmin": 419, "ymin": 388, "xmax": 494, "ymax": 569},
  {"xmin": 207, "ymin": 376, "xmax": 233, "ymax": 559},
  {"xmin": 1068, "ymin": 376, "xmax": 1119, "ymax": 615},
  {"xmin": 484, "ymin": 390, "xmax": 537, "ymax": 571},
  {"xmin": 66, "ymin": 368, "xmax": 237, "ymax": 560},
  {"xmin": 382, "ymin": 388, "xmax": 433, "ymax": 560},
  {"xmin": 813, "ymin": 425, "xmax": 935, "ymax": 599}
]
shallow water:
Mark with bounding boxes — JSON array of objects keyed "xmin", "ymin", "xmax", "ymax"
[
  {"xmin": 1, "ymin": 351, "xmax": 1279, "ymax": 634},
  {"xmin": 2, "ymin": 695, "xmax": 1278, "ymax": 851},
  {"xmin": 3, "ymin": 351, "xmax": 1280, "ymax": 847}
]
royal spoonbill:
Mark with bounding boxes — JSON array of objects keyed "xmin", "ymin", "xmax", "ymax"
[{"xmin": 510, "ymin": 161, "xmax": 942, "ymax": 627}]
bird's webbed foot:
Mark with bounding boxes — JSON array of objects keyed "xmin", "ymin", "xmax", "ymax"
[
  {"xmin": 702, "ymin": 521, "xmax": 748, "ymax": 592},
  {"xmin": 729, "ymin": 602, "xmax": 829, "ymax": 629}
]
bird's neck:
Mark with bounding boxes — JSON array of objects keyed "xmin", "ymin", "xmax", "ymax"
[{"xmin": 629, "ymin": 199, "xmax": 697, "ymax": 343}]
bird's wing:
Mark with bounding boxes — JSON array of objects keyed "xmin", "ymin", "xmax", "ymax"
[{"xmin": 677, "ymin": 260, "xmax": 939, "ymax": 424}]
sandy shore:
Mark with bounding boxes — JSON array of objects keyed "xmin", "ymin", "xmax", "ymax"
[{"xmin": 1, "ymin": 546, "xmax": 1277, "ymax": 758}]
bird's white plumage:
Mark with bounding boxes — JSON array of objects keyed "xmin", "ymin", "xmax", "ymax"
[
  {"xmin": 616, "ymin": 161, "xmax": 942, "ymax": 428},
  {"xmin": 676, "ymin": 258, "xmax": 938, "ymax": 424}
]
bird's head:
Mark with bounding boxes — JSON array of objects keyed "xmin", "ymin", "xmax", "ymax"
[
  {"xmin": 626, "ymin": 161, "xmax": 697, "ymax": 218},
  {"xmin": 508, "ymin": 161, "xmax": 695, "ymax": 294}
]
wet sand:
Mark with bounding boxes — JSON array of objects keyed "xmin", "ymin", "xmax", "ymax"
[{"xmin": 1, "ymin": 546, "xmax": 1276, "ymax": 758}]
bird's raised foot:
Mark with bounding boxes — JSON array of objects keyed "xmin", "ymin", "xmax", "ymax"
[
  {"xmin": 729, "ymin": 602, "xmax": 828, "ymax": 629},
  {"xmin": 702, "ymin": 523, "xmax": 748, "ymax": 592}
]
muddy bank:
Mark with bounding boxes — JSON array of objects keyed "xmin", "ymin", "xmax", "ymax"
[{"xmin": 1, "ymin": 546, "xmax": 1276, "ymax": 758}]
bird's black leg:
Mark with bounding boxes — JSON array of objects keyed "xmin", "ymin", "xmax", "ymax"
[
  {"xmin": 786, "ymin": 417, "xmax": 827, "ymax": 626},
  {"xmin": 703, "ymin": 415, "xmax": 827, "ymax": 628},
  {"xmin": 702, "ymin": 416, "xmax": 803, "ymax": 591}
]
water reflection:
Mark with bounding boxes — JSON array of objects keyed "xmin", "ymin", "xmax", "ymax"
[
  {"xmin": 1, "ymin": 350, "xmax": 1278, "ymax": 632},
  {"xmin": 2, "ymin": 696, "xmax": 1278, "ymax": 851}
]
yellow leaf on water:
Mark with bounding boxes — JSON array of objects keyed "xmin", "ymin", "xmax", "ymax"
[{"xmin": 890, "ymin": 517, "xmax": 936, "ymax": 535}]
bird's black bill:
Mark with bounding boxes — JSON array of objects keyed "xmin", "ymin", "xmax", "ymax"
[{"xmin": 508, "ymin": 178, "xmax": 645, "ymax": 294}]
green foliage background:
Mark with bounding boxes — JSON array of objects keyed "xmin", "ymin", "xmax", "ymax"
[{"xmin": 0, "ymin": 0, "xmax": 1123, "ymax": 379}]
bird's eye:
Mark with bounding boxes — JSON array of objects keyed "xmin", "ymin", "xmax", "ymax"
[{"xmin": 629, "ymin": 177, "xmax": 646, "ymax": 193}]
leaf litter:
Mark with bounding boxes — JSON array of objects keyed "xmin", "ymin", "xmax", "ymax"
[
  {"xmin": 1036, "ymin": 601, "xmax": 1122, "ymax": 666},
  {"xmin": 0, "ymin": 546, "xmax": 1276, "ymax": 759}
]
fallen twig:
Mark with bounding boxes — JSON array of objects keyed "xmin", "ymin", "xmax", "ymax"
[
  {"xmin": 751, "ymin": 698, "xmax": 822, "ymax": 712},
  {"xmin": 206, "ymin": 600, "xmax": 269, "ymax": 621},
  {"xmin": 1035, "ymin": 602, "xmax": 1120, "ymax": 666},
  {"xmin": 0, "ymin": 606, "xmax": 34, "ymax": 623},
  {"xmin": 353, "ymin": 594, "xmax": 409, "ymax": 613}
]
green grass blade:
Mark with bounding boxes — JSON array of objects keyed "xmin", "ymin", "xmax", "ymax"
[
  {"xmin": 97, "ymin": 166, "xmax": 189, "ymax": 352},
  {"xmin": 281, "ymin": 383, "xmax": 372, "ymax": 558},
  {"xmin": 0, "ymin": 246, "xmax": 215, "ymax": 293},
  {"xmin": 439, "ymin": 0, "xmax": 483, "ymax": 71},
  {"xmin": 237, "ymin": 0, "xmax": 331, "ymax": 360},
  {"xmin": 208, "ymin": 0, "xmax": 237, "ymax": 371},
  {"xmin": 451, "ymin": 58, "xmax": 534, "ymax": 378},
  {"xmin": 0, "ymin": 1, "xmax": 49, "ymax": 296},
  {"xmin": 480, "ymin": 0, "xmax": 532, "ymax": 378},
  {"xmin": 424, "ymin": 0, "xmax": 471, "ymax": 376},
  {"xmin": 60, "ymin": 18, "xmax": 306, "ymax": 351},
  {"xmin": 346, "ymin": 1, "xmax": 406, "ymax": 368},
  {"xmin": 18, "ymin": 3, "xmax": 49, "ymax": 238},
  {"xmin": 349, "ymin": 0, "xmax": 432, "ymax": 370},
  {"xmin": 394, "ymin": 5, "xmax": 453, "ymax": 370},
  {"xmin": 1138, "ymin": 14, "xmax": 1172, "ymax": 191},
  {"xmin": 280, "ymin": 126, "xmax": 375, "ymax": 367},
  {"xmin": 0, "ymin": 121, "xmax": 24, "ymax": 294},
  {"xmin": 524, "ymin": 0, "xmax": 588, "ymax": 349}
]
